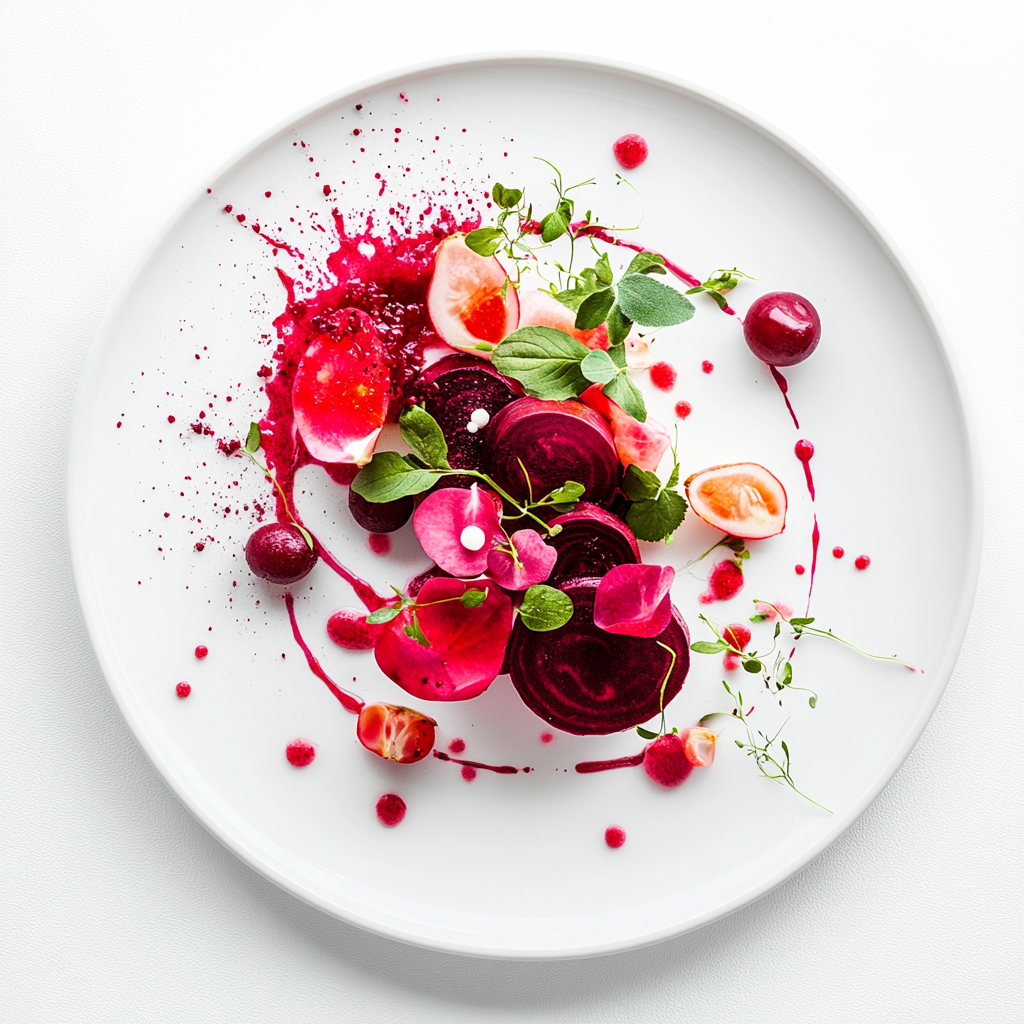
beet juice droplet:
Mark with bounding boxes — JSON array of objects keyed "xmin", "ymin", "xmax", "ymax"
[
  {"xmin": 612, "ymin": 134, "xmax": 648, "ymax": 169},
  {"xmin": 175, "ymin": 682, "xmax": 191, "ymax": 699},
  {"xmin": 448, "ymin": 737, "xmax": 466, "ymax": 754},
  {"xmin": 285, "ymin": 739, "xmax": 316, "ymax": 767},
  {"xmin": 649, "ymin": 361, "xmax": 676, "ymax": 391},
  {"xmin": 326, "ymin": 608, "xmax": 381, "ymax": 650},
  {"xmin": 794, "ymin": 439, "xmax": 815, "ymax": 500},
  {"xmin": 674, "ymin": 400, "xmax": 692, "ymax": 420},
  {"xmin": 194, "ymin": 644, "xmax": 208, "ymax": 659},
  {"xmin": 376, "ymin": 793, "xmax": 406, "ymax": 827},
  {"xmin": 833, "ymin": 546, "xmax": 845, "ymax": 559},
  {"xmin": 432, "ymin": 750, "xmax": 528, "ymax": 774},
  {"xmin": 698, "ymin": 560, "xmax": 744, "ymax": 604},
  {"xmin": 855, "ymin": 554, "xmax": 871, "ymax": 570},
  {"xmin": 605, "ymin": 826, "xmax": 627, "ymax": 848}
]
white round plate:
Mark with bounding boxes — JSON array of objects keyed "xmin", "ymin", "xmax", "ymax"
[{"xmin": 67, "ymin": 55, "xmax": 980, "ymax": 959}]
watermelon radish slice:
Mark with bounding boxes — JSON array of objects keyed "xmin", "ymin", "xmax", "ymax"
[
  {"xmin": 506, "ymin": 576, "xmax": 690, "ymax": 735},
  {"xmin": 685, "ymin": 462, "xmax": 788, "ymax": 539},
  {"xmin": 488, "ymin": 397, "xmax": 621, "ymax": 505},
  {"xmin": 427, "ymin": 234, "xmax": 519, "ymax": 355},
  {"xmin": 547, "ymin": 504, "xmax": 639, "ymax": 584},
  {"xmin": 292, "ymin": 308, "xmax": 390, "ymax": 465},
  {"xmin": 580, "ymin": 384, "xmax": 671, "ymax": 473},
  {"xmin": 517, "ymin": 289, "xmax": 608, "ymax": 350}
]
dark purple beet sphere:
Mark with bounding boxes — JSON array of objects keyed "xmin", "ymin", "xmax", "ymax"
[
  {"xmin": 348, "ymin": 487, "xmax": 413, "ymax": 533},
  {"xmin": 245, "ymin": 523, "xmax": 318, "ymax": 584},
  {"xmin": 743, "ymin": 291, "xmax": 821, "ymax": 367}
]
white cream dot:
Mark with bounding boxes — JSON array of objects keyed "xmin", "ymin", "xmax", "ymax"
[
  {"xmin": 460, "ymin": 525, "xmax": 486, "ymax": 551},
  {"xmin": 470, "ymin": 408, "xmax": 490, "ymax": 427},
  {"xmin": 465, "ymin": 421, "xmax": 479, "ymax": 434}
]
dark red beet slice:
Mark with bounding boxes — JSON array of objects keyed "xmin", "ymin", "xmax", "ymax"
[
  {"xmin": 245, "ymin": 523, "xmax": 318, "ymax": 584},
  {"xmin": 348, "ymin": 487, "xmax": 413, "ymax": 533},
  {"xmin": 414, "ymin": 353, "xmax": 523, "ymax": 470},
  {"xmin": 547, "ymin": 504, "xmax": 640, "ymax": 584},
  {"xmin": 488, "ymin": 398, "xmax": 621, "ymax": 506},
  {"xmin": 506, "ymin": 576, "xmax": 689, "ymax": 735}
]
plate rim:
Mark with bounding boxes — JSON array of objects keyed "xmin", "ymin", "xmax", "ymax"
[{"xmin": 65, "ymin": 51, "xmax": 984, "ymax": 960}]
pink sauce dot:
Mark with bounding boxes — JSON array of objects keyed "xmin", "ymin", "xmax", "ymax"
[
  {"xmin": 795, "ymin": 564, "xmax": 806, "ymax": 576},
  {"xmin": 701, "ymin": 360, "xmax": 714, "ymax": 374},
  {"xmin": 285, "ymin": 738, "xmax": 317, "ymax": 767},
  {"xmin": 368, "ymin": 533, "xmax": 391, "ymax": 555},
  {"xmin": 264, "ymin": 191, "xmax": 272, "ymax": 198},
  {"xmin": 855, "ymin": 555, "xmax": 871, "ymax": 570},
  {"xmin": 833, "ymin": 546, "xmax": 845, "ymax": 559},
  {"xmin": 698, "ymin": 559, "xmax": 744, "ymax": 604},
  {"xmin": 175, "ymin": 682, "xmax": 191, "ymax": 699},
  {"xmin": 540, "ymin": 732, "xmax": 554, "ymax": 744},
  {"xmin": 612, "ymin": 134, "xmax": 648, "ymax": 169},
  {"xmin": 605, "ymin": 826, "xmax": 627, "ymax": 849},
  {"xmin": 794, "ymin": 439, "xmax": 814, "ymax": 461},
  {"xmin": 448, "ymin": 737, "xmax": 466, "ymax": 754},
  {"xmin": 461, "ymin": 765, "xmax": 477, "ymax": 782},
  {"xmin": 322, "ymin": 184, "xmax": 331, "ymax": 196},
  {"xmin": 674, "ymin": 400, "xmax": 692, "ymax": 420},
  {"xmin": 326, "ymin": 609, "xmax": 380, "ymax": 650},
  {"xmin": 194, "ymin": 645, "xmax": 208, "ymax": 659},
  {"xmin": 376, "ymin": 793, "xmax": 406, "ymax": 827},
  {"xmin": 167, "ymin": 414, "xmax": 176, "ymax": 424},
  {"xmin": 649, "ymin": 361, "xmax": 677, "ymax": 391}
]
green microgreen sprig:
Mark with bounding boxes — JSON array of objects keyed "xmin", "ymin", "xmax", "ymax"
[
  {"xmin": 635, "ymin": 640, "xmax": 679, "ymax": 741},
  {"xmin": 365, "ymin": 585, "xmax": 491, "ymax": 647},
  {"xmin": 685, "ymin": 534, "xmax": 748, "ymax": 569},
  {"xmin": 684, "ymin": 268, "xmax": 756, "ymax": 310},
  {"xmin": 239, "ymin": 423, "xmax": 314, "ymax": 551}
]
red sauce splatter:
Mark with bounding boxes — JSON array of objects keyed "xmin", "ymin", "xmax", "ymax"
[
  {"xmin": 194, "ymin": 645, "xmax": 208, "ymax": 659},
  {"xmin": 612, "ymin": 134, "xmax": 648, "ymax": 169},
  {"xmin": 326, "ymin": 608, "xmax": 380, "ymax": 650},
  {"xmin": 540, "ymin": 732, "xmax": 554, "ymax": 744},
  {"xmin": 575, "ymin": 751, "xmax": 645, "ymax": 773},
  {"xmin": 448, "ymin": 737, "xmax": 466, "ymax": 754},
  {"xmin": 698, "ymin": 559, "xmax": 744, "ymax": 604},
  {"xmin": 674, "ymin": 400, "xmax": 692, "ymax": 419},
  {"xmin": 194, "ymin": 541, "xmax": 205, "ymax": 552},
  {"xmin": 794, "ymin": 439, "xmax": 815, "ymax": 499},
  {"xmin": 433, "ymin": 750, "xmax": 529, "ymax": 774},
  {"xmin": 649, "ymin": 361, "xmax": 676, "ymax": 391},
  {"xmin": 768, "ymin": 365, "xmax": 800, "ymax": 429},
  {"xmin": 605, "ymin": 826, "xmax": 627, "ymax": 848},
  {"xmin": 795, "ymin": 564, "xmax": 806, "ymax": 575},
  {"xmin": 368, "ymin": 533, "xmax": 391, "ymax": 555},
  {"xmin": 376, "ymin": 793, "xmax": 406, "ymax": 827},
  {"xmin": 285, "ymin": 739, "xmax": 316, "ymax": 766},
  {"xmin": 701, "ymin": 360, "xmax": 714, "ymax": 374},
  {"xmin": 175, "ymin": 682, "xmax": 191, "ymax": 698},
  {"xmin": 833, "ymin": 546, "xmax": 845, "ymax": 559},
  {"xmin": 167, "ymin": 414, "xmax": 176, "ymax": 424},
  {"xmin": 461, "ymin": 765, "xmax": 477, "ymax": 782},
  {"xmin": 855, "ymin": 554, "xmax": 871, "ymax": 570}
]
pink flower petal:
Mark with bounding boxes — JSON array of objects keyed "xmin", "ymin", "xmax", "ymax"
[
  {"xmin": 580, "ymin": 384, "xmax": 671, "ymax": 472},
  {"xmin": 593, "ymin": 563, "xmax": 676, "ymax": 638},
  {"xmin": 486, "ymin": 529, "xmax": 557, "ymax": 590},
  {"xmin": 374, "ymin": 577, "xmax": 513, "ymax": 701},
  {"xmin": 412, "ymin": 483, "xmax": 503, "ymax": 577}
]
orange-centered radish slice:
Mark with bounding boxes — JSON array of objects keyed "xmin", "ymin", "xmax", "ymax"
[
  {"xmin": 684, "ymin": 462, "xmax": 787, "ymax": 539},
  {"xmin": 292, "ymin": 308, "xmax": 390, "ymax": 466},
  {"xmin": 427, "ymin": 234, "xmax": 519, "ymax": 356}
]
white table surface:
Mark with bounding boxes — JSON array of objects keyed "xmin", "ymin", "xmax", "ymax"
[{"xmin": 2, "ymin": 1, "xmax": 1021, "ymax": 1020}]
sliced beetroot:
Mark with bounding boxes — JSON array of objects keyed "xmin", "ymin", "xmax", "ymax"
[
  {"xmin": 506, "ymin": 576, "xmax": 689, "ymax": 735},
  {"xmin": 488, "ymin": 398, "xmax": 621, "ymax": 506},
  {"xmin": 348, "ymin": 487, "xmax": 413, "ymax": 533},
  {"xmin": 414, "ymin": 353, "xmax": 523, "ymax": 470},
  {"xmin": 547, "ymin": 504, "xmax": 639, "ymax": 584}
]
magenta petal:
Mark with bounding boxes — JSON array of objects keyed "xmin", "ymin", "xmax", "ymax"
[
  {"xmin": 486, "ymin": 529, "xmax": 557, "ymax": 590},
  {"xmin": 413, "ymin": 483, "xmax": 503, "ymax": 577},
  {"xmin": 593, "ymin": 563, "xmax": 676, "ymax": 637}
]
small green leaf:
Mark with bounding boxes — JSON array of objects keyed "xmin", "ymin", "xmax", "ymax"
[
  {"xmin": 749, "ymin": 613, "xmax": 769, "ymax": 623},
  {"xmin": 635, "ymin": 725, "xmax": 659, "ymax": 740},
  {"xmin": 595, "ymin": 252, "xmax": 614, "ymax": 286},
  {"xmin": 464, "ymin": 226, "xmax": 504, "ymax": 257},
  {"xmin": 404, "ymin": 611, "xmax": 430, "ymax": 647},
  {"xmin": 474, "ymin": 342, "xmax": 495, "ymax": 352},
  {"xmin": 580, "ymin": 349, "xmax": 619, "ymax": 385},
  {"xmin": 606, "ymin": 304, "xmax": 632, "ymax": 348},
  {"xmin": 491, "ymin": 183, "xmax": 522, "ymax": 209},
  {"xmin": 603, "ymin": 371, "xmax": 647, "ymax": 422},
  {"xmin": 491, "ymin": 326, "xmax": 590, "ymax": 400},
  {"xmin": 622, "ymin": 464, "xmax": 661, "ymax": 501},
  {"xmin": 789, "ymin": 617, "xmax": 815, "ymax": 627},
  {"xmin": 399, "ymin": 404, "xmax": 450, "ymax": 470},
  {"xmin": 518, "ymin": 585, "xmax": 574, "ymax": 631},
  {"xmin": 742, "ymin": 658, "xmax": 762, "ymax": 674},
  {"xmin": 540, "ymin": 209, "xmax": 569, "ymax": 243},
  {"xmin": 624, "ymin": 251, "xmax": 667, "ymax": 276},
  {"xmin": 617, "ymin": 274, "xmax": 696, "ymax": 327},
  {"xmin": 244, "ymin": 422, "xmax": 261, "ymax": 454},
  {"xmin": 545, "ymin": 480, "xmax": 585, "ymax": 503},
  {"xmin": 575, "ymin": 287, "xmax": 616, "ymax": 331},
  {"xmin": 626, "ymin": 489, "xmax": 687, "ymax": 543},
  {"xmin": 691, "ymin": 640, "xmax": 728, "ymax": 655},
  {"xmin": 366, "ymin": 605, "xmax": 402, "ymax": 624},
  {"xmin": 460, "ymin": 588, "xmax": 489, "ymax": 608},
  {"xmin": 666, "ymin": 462, "xmax": 680, "ymax": 491},
  {"xmin": 780, "ymin": 661, "xmax": 793, "ymax": 687},
  {"xmin": 351, "ymin": 451, "xmax": 440, "ymax": 503},
  {"xmin": 808, "ymin": 695, "xmax": 818, "ymax": 709}
]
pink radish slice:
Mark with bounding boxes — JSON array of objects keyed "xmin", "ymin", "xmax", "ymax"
[
  {"xmin": 488, "ymin": 397, "xmax": 621, "ymax": 505},
  {"xmin": 517, "ymin": 289, "xmax": 608, "ymax": 350},
  {"xmin": 580, "ymin": 384, "xmax": 671, "ymax": 473},
  {"xmin": 506, "ymin": 576, "xmax": 689, "ymax": 735},
  {"xmin": 427, "ymin": 234, "xmax": 519, "ymax": 356},
  {"xmin": 412, "ymin": 483, "xmax": 503, "ymax": 577},
  {"xmin": 292, "ymin": 308, "xmax": 390, "ymax": 465},
  {"xmin": 593, "ymin": 563, "xmax": 675, "ymax": 638},
  {"xmin": 547, "ymin": 504, "xmax": 639, "ymax": 584},
  {"xmin": 684, "ymin": 462, "xmax": 787, "ymax": 539},
  {"xmin": 486, "ymin": 528, "xmax": 557, "ymax": 590}
]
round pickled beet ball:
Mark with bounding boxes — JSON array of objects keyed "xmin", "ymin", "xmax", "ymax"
[
  {"xmin": 613, "ymin": 134, "xmax": 648, "ymax": 169},
  {"xmin": 348, "ymin": 487, "xmax": 413, "ymax": 533},
  {"xmin": 245, "ymin": 523, "xmax": 318, "ymax": 584},
  {"xmin": 743, "ymin": 291, "xmax": 821, "ymax": 367}
]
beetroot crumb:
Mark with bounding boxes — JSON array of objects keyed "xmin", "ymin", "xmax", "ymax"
[
  {"xmin": 448, "ymin": 738, "xmax": 466, "ymax": 754},
  {"xmin": 175, "ymin": 682, "xmax": 191, "ymax": 699},
  {"xmin": 833, "ymin": 546, "xmax": 845, "ymax": 559},
  {"xmin": 194, "ymin": 645, "xmax": 208, "ymax": 659},
  {"xmin": 368, "ymin": 533, "xmax": 391, "ymax": 555},
  {"xmin": 194, "ymin": 541, "xmax": 205, "ymax": 552},
  {"xmin": 605, "ymin": 826, "xmax": 626, "ymax": 848},
  {"xmin": 116, "ymin": 421, "xmax": 122, "ymax": 428},
  {"xmin": 612, "ymin": 134, "xmax": 648, "ymax": 169},
  {"xmin": 375, "ymin": 793, "xmax": 406, "ymax": 827},
  {"xmin": 795, "ymin": 564, "xmax": 806, "ymax": 575},
  {"xmin": 223, "ymin": 204, "xmax": 232, "ymax": 213},
  {"xmin": 323, "ymin": 184, "xmax": 331, "ymax": 196},
  {"xmin": 285, "ymin": 738, "xmax": 317, "ymax": 767},
  {"xmin": 855, "ymin": 555, "xmax": 871, "ymax": 570},
  {"xmin": 167, "ymin": 414, "xmax": 176, "ymax": 424},
  {"xmin": 461, "ymin": 765, "xmax": 477, "ymax": 782},
  {"xmin": 674, "ymin": 400, "xmax": 692, "ymax": 420},
  {"xmin": 264, "ymin": 191, "xmax": 272, "ymax": 198},
  {"xmin": 540, "ymin": 732, "xmax": 554, "ymax": 744},
  {"xmin": 701, "ymin": 360, "xmax": 714, "ymax": 374},
  {"xmin": 649, "ymin": 361, "xmax": 677, "ymax": 391}
]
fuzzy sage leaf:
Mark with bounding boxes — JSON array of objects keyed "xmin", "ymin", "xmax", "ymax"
[
  {"xmin": 351, "ymin": 451, "xmax": 440, "ymax": 503},
  {"xmin": 399, "ymin": 404, "xmax": 450, "ymax": 470},
  {"xmin": 491, "ymin": 326, "xmax": 590, "ymax": 400}
]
